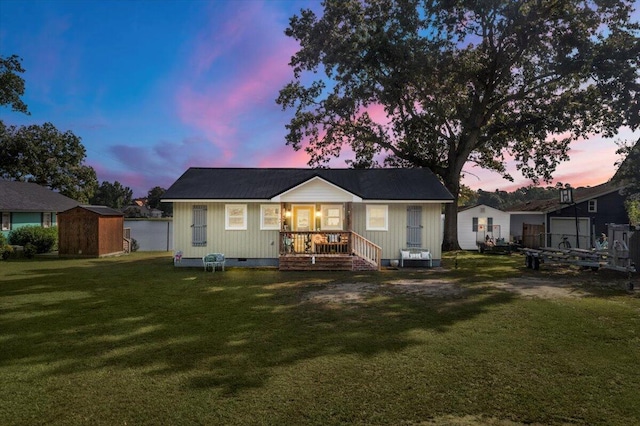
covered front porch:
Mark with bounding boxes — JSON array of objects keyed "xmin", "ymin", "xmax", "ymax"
[{"xmin": 278, "ymin": 230, "xmax": 381, "ymax": 271}]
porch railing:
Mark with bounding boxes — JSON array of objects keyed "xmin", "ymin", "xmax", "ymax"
[
  {"xmin": 280, "ymin": 231, "xmax": 351, "ymax": 255},
  {"xmin": 279, "ymin": 231, "xmax": 381, "ymax": 269},
  {"xmin": 351, "ymin": 231, "xmax": 382, "ymax": 269}
]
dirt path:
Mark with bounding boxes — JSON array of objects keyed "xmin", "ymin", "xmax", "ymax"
[{"xmin": 302, "ymin": 270, "xmax": 636, "ymax": 304}]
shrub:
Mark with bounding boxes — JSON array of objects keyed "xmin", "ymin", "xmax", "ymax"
[
  {"xmin": 1, "ymin": 244, "xmax": 13, "ymax": 260},
  {"xmin": 0, "ymin": 233, "xmax": 7, "ymax": 247},
  {"xmin": 23, "ymin": 243, "xmax": 37, "ymax": 258},
  {"xmin": 8, "ymin": 226, "xmax": 58, "ymax": 254},
  {"xmin": 130, "ymin": 238, "xmax": 139, "ymax": 252}
]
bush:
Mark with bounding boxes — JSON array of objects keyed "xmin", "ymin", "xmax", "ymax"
[
  {"xmin": 0, "ymin": 233, "xmax": 7, "ymax": 247},
  {"xmin": 8, "ymin": 226, "xmax": 58, "ymax": 254},
  {"xmin": 23, "ymin": 243, "xmax": 36, "ymax": 259},
  {"xmin": 1, "ymin": 244, "xmax": 13, "ymax": 260},
  {"xmin": 130, "ymin": 238, "xmax": 139, "ymax": 252}
]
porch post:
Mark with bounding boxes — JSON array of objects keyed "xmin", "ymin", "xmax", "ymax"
[{"xmin": 345, "ymin": 202, "xmax": 352, "ymax": 231}]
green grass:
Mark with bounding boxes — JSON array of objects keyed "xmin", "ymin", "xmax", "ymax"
[{"xmin": 1, "ymin": 252, "xmax": 639, "ymax": 425}]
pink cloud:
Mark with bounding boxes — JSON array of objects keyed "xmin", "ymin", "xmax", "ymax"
[{"xmin": 174, "ymin": 1, "xmax": 300, "ymax": 166}]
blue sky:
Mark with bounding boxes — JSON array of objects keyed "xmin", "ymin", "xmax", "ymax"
[{"xmin": 1, "ymin": 0, "xmax": 638, "ymax": 197}]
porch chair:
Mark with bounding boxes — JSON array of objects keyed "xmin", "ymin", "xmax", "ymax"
[{"xmin": 203, "ymin": 253, "xmax": 225, "ymax": 272}]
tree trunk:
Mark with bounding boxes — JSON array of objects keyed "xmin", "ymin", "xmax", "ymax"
[{"xmin": 441, "ymin": 177, "xmax": 461, "ymax": 252}]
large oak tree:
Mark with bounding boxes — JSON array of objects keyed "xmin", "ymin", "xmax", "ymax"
[
  {"xmin": 0, "ymin": 121, "xmax": 98, "ymax": 203},
  {"xmin": 1, "ymin": 55, "xmax": 98, "ymax": 203},
  {"xmin": 277, "ymin": 0, "xmax": 640, "ymax": 250}
]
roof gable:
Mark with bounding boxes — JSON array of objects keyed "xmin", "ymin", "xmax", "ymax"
[{"xmin": 273, "ymin": 176, "xmax": 362, "ymax": 202}]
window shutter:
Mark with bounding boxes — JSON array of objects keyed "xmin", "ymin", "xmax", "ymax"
[{"xmin": 192, "ymin": 205, "xmax": 207, "ymax": 247}]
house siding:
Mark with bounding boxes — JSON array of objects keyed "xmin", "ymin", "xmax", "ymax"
[
  {"xmin": 173, "ymin": 201, "xmax": 443, "ymax": 263},
  {"xmin": 173, "ymin": 202, "xmax": 279, "ymax": 260},
  {"xmin": 351, "ymin": 203, "xmax": 442, "ymax": 261},
  {"xmin": 457, "ymin": 205, "xmax": 511, "ymax": 250},
  {"xmin": 0, "ymin": 211, "xmax": 57, "ymax": 238}
]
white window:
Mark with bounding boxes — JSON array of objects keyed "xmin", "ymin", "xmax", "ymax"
[
  {"xmin": 42, "ymin": 212, "xmax": 52, "ymax": 228},
  {"xmin": 1, "ymin": 212, "xmax": 9, "ymax": 231},
  {"xmin": 321, "ymin": 204, "xmax": 343, "ymax": 230},
  {"xmin": 366, "ymin": 205, "xmax": 388, "ymax": 231},
  {"xmin": 226, "ymin": 204, "xmax": 247, "ymax": 230},
  {"xmin": 260, "ymin": 204, "xmax": 280, "ymax": 230},
  {"xmin": 588, "ymin": 199, "xmax": 597, "ymax": 213},
  {"xmin": 192, "ymin": 205, "xmax": 207, "ymax": 247}
]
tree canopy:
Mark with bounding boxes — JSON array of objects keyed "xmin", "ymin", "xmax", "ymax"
[
  {"xmin": 0, "ymin": 122, "xmax": 98, "ymax": 203},
  {"xmin": 277, "ymin": 0, "xmax": 640, "ymax": 250},
  {"xmin": 90, "ymin": 181, "xmax": 133, "ymax": 209},
  {"xmin": 0, "ymin": 54, "xmax": 28, "ymax": 114},
  {"xmin": 147, "ymin": 186, "xmax": 172, "ymax": 217}
]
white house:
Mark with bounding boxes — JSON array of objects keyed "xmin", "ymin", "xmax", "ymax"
[{"xmin": 162, "ymin": 168, "xmax": 454, "ymax": 270}]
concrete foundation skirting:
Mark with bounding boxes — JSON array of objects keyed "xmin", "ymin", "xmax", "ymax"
[{"xmin": 174, "ymin": 257, "xmax": 440, "ymax": 269}]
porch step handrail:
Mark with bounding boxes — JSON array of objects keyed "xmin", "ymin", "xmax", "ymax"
[{"xmin": 351, "ymin": 231, "xmax": 382, "ymax": 270}]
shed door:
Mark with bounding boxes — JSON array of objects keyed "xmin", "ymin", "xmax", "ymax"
[{"xmin": 407, "ymin": 206, "xmax": 422, "ymax": 248}]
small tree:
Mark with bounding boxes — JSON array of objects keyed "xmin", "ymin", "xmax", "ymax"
[{"xmin": 90, "ymin": 181, "xmax": 133, "ymax": 209}]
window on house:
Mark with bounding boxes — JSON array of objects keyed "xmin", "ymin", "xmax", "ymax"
[
  {"xmin": 588, "ymin": 199, "xmax": 597, "ymax": 213},
  {"xmin": 472, "ymin": 217, "xmax": 478, "ymax": 232},
  {"xmin": 321, "ymin": 204, "xmax": 342, "ymax": 230},
  {"xmin": 260, "ymin": 204, "xmax": 280, "ymax": 230},
  {"xmin": 226, "ymin": 204, "xmax": 247, "ymax": 230},
  {"xmin": 488, "ymin": 217, "xmax": 493, "ymax": 229},
  {"xmin": 366, "ymin": 205, "xmax": 388, "ymax": 231},
  {"xmin": 1, "ymin": 212, "xmax": 10, "ymax": 231},
  {"xmin": 192, "ymin": 205, "xmax": 207, "ymax": 247},
  {"xmin": 42, "ymin": 212, "xmax": 52, "ymax": 228}
]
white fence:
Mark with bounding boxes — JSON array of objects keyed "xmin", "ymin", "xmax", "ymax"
[{"xmin": 124, "ymin": 219, "xmax": 173, "ymax": 251}]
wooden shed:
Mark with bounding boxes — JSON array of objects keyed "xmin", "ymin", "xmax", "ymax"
[{"xmin": 58, "ymin": 205, "xmax": 125, "ymax": 257}]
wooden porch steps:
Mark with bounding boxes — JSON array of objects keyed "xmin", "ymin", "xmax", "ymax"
[{"xmin": 278, "ymin": 255, "xmax": 377, "ymax": 271}]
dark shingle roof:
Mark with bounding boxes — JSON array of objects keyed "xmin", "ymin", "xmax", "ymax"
[
  {"xmin": 506, "ymin": 181, "xmax": 624, "ymax": 213},
  {"xmin": 162, "ymin": 168, "xmax": 454, "ymax": 201},
  {"xmin": 80, "ymin": 205, "xmax": 124, "ymax": 216},
  {"xmin": 0, "ymin": 180, "xmax": 79, "ymax": 212}
]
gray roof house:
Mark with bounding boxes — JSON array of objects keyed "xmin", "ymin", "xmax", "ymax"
[
  {"xmin": 0, "ymin": 180, "xmax": 79, "ymax": 237},
  {"xmin": 162, "ymin": 168, "xmax": 454, "ymax": 270}
]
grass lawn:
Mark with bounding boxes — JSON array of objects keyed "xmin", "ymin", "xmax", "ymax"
[{"xmin": 1, "ymin": 252, "xmax": 639, "ymax": 425}]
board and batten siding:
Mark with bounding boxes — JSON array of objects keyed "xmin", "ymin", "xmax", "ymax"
[
  {"xmin": 173, "ymin": 202, "xmax": 280, "ymax": 259},
  {"xmin": 351, "ymin": 203, "xmax": 442, "ymax": 261}
]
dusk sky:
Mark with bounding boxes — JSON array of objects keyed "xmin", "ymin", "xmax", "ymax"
[{"xmin": 1, "ymin": 0, "xmax": 638, "ymax": 197}]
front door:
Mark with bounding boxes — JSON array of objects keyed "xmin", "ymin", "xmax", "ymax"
[
  {"xmin": 292, "ymin": 205, "xmax": 315, "ymax": 252},
  {"xmin": 292, "ymin": 205, "xmax": 315, "ymax": 231}
]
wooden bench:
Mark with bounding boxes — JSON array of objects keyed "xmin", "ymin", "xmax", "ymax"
[{"xmin": 399, "ymin": 248, "xmax": 432, "ymax": 268}]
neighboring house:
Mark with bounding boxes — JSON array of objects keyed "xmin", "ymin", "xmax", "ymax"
[
  {"xmin": 507, "ymin": 181, "xmax": 628, "ymax": 249},
  {"xmin": 541, "ymin": 182, "xmax": 628, "ymax": 249},
  {"xmin": 162, "ymin": 168, "xmax": 454, "ymax": 270},
  {"xmin": 123, "ymin": 199, "xmax": 163, "ymax": 218},
  {"xmin": 457, "ymin": 181, "xmax": 628, "ymax": 251},
  {"xmin": 0, "ymin": 180, "xmax": 79, "ymax": 238},
  {"xmin": 457, "ymin": 204, "xmax": 512, "ymax": 250}
]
